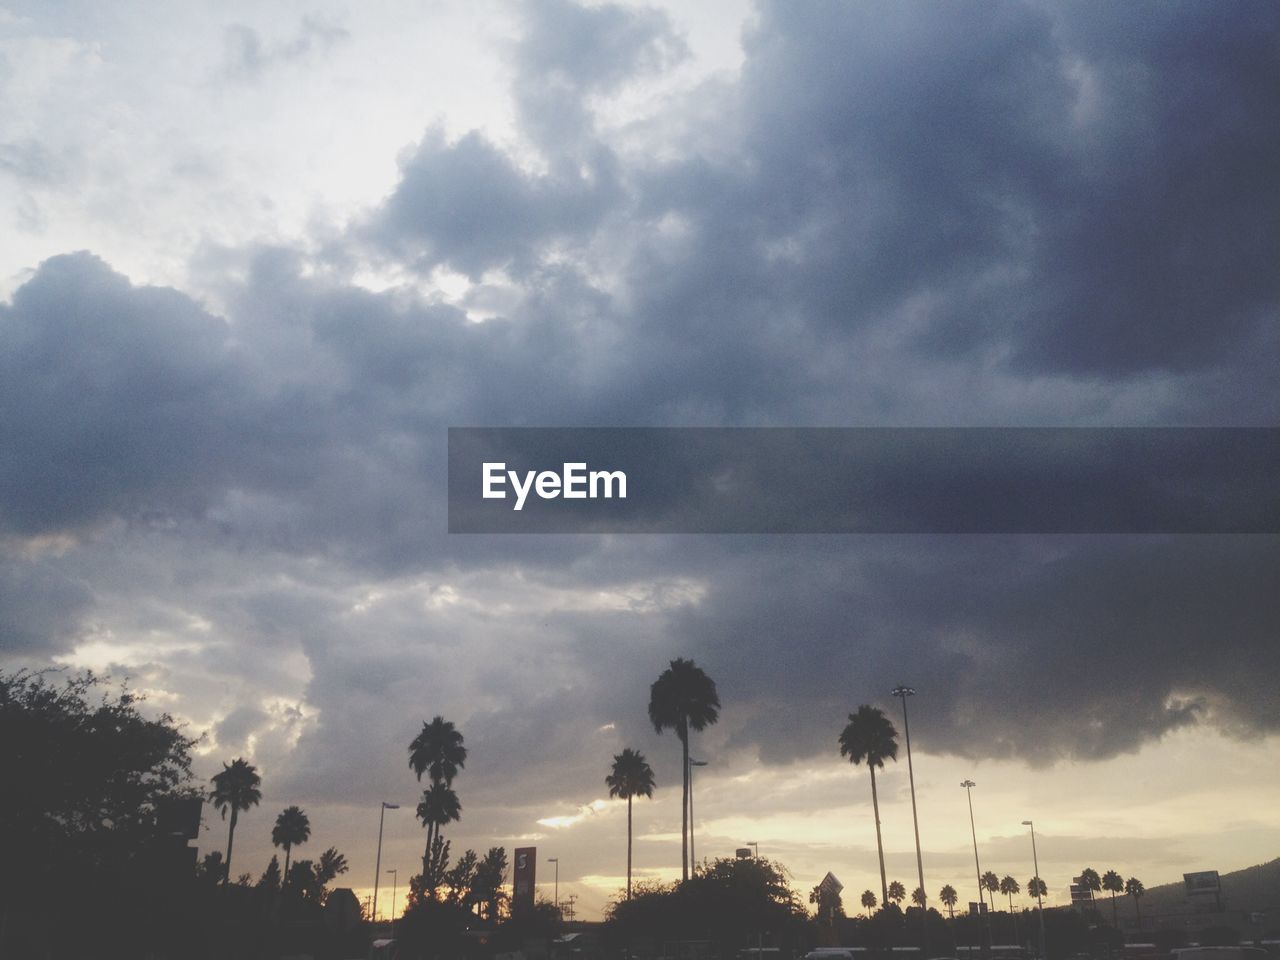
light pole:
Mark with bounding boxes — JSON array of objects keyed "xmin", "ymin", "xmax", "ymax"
[
  {"xmin": 548, "ymin": 857, "xmax": 559, "ymax": 917},
  {"xmin": 747, "ymin": 841, "xmax": 759, "ymax": 859},
  {"xmin": 1022, "ymin": 820, "xmax": 1047, "ymax": 960},
  {"xmin": 962, "ymin": 781, "xmax": 987, "ymax": 956},
  {"xmin": 372, "ymin": 801, "xmax": 400, "ymax": 923},
  {"xmin": 689, "ymin": 758, "xmax": 708, "ymax": 874},
  {"xmin": 387, "ymin": 869, "xmax": 399, "ymax": 922},
  {"xmin": 893, "ymin": 684, "xmax": 926, "ymax": 909}
]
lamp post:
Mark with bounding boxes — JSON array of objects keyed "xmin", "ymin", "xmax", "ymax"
[
  {"xmin": 1022, "ymin": 820, "xmax": 1047, "ymax": 960},
  {"xmin": 748, "ymin": 841, "xmax": 759, "ymax": 859},
  {"xmin": 893, "ymin": 684, "xmax": 926, "ymax": 909},
  {"xmin": 962, "ymin": 781, "xmax": 987, "ymax": 957},
  {"xmin": 548, "ymin": 857, "xmax": 559, "ymax": 917},
  {"xmin": 689, "ymin": 758, "xmax": 708, "ymax": 874},
  {"xmin": 387, "ymin": 869, "xmax": 399, "ymax": 922},
  {"xmin": 372, "ymin": 801, "xmax": 400, "ymax": 923}
]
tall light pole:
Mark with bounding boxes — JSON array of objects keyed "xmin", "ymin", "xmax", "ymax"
[
  {"xmin": 548, "ymin": 857, "xmax": 559, "ymax": 917},
  {"xmin": 962, "ymin": 780, "xmax": 988, "ymax": 957},
  {"xmin": 387, "ymin": 869, "xmax": 399, "ymax": 922},
  {"xmin": 748, "ymin": 841, "xmax": 759, "ymax": 859},
  {"xmin": 372, "ymin": 801, "xmax": 400, "ymax": 923},
  {"xmin": 893, "ymin": 684, "xmax": 926, "ymax": 909},
  {"xmin": 1022, "ymin": 820, "xmax": 1047, "ymax": 960},
  {"xmin": 689, "ymin": 758, "xmax": 708, "ymax": 874}
]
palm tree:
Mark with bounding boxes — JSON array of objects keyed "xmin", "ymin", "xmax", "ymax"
[
  {"xmin": 940, "ymin": 884, "xmax": 958, "ymax": 919},
  {"xmin": 209, "ymin": 758, "xmax": 261, "ymax": 885},
  {"xmin": 606, "ymin": 748, "xmax": 656, "ymax": 900},
  {"xmin": 838, "ymin": 704, "xmax": 898, "ymax": 906},
  {"xmin": 416, "ymin": 780, "xmax": 462, "ymax": 870},
  {"xmin": 1027, "ymin": 876, "xmax": 1047, "ymax": 901},
  {"xmin": 315, "ymin": 847, "xmax": 349, "ymax": 886},
  {"xmin": 1102, "ymin": 869, "xmax": 1124, "ymax": 924},
  {"xmin": 1125, "ymin": 877, "xmax": 1145, "ymax": 929},
  {"xmin": 648, "ymin": 657, "xmax": 720, "ymax": 881},
  {"xmin": 1079, "ymin": 867, "xmax": 1101, "ymax": 909},
  {"xmin": 982, "ymin": 871, "xmax": 1000, "ymax": 908},
  {"xmin": 409, "ymin": 716, "xmax": 467, "ymax": 785},
  {"xmin": 888, "ymin": 880, "xmax": 906, "ymax": 905},
  {"xmin": 272, "ymin": 805, "xmax": 311, "ymax": 885},
  {"xmin": 911, "ymin": 886, "xmax": 926, "ymax": 908},
  {"xmin": 1000, "ymin": 874, "xmax": 1021, "ymax": 912},
  {"xmin": 861, "ymin": 890, "xmax": 878, "ymax": 916}
]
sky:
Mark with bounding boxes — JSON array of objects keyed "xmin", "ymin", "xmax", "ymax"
[{"xmin": 2, "ymin": 0, "xmax": 1279, "ymax": 923}]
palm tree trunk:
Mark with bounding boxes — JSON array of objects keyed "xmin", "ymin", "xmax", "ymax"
[
  {"xmin": 869, "ymin": 764, "xmax": 887, "ymax": 906},
  {"xmin": 224, "ymin": 808, "xmax": 238, "ymax": 885},
  {"xmin": 1134, "ymin": 896, "xmax": 1142, "ymax": 930},
  {"xmin": 627, "ymin": 795, "xmax": 633, "ymax": 899},
  {"xmin": 282, "ymin": 844, "xmax": 292, "ymax": 891},
  {"xmin": 1111, "ymin": 891, "xmax": 1118, "ymax": 925},
  {"xmin": 680, "ymin": 723, "xmax": 689, "ymax": 882}
]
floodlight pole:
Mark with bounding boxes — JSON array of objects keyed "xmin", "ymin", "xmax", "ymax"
[
  {"xmin": 1023, "ymin": 820, "xmax": 1047, "ymax": 960},
  {"xmin": 372, "ymin": 801, "xmax": 399, "ymax": 922},
  {"xmin": 893, "ymin": 684, "xmax": 926, "ymax": 909}
]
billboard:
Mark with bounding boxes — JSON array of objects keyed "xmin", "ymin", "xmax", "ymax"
[
  {"xmin": 1184, "ymin": 871, "xmax": 1220, "ymax": 896},
  {"xmin": 513, "ymin": 846, "xmax": 537, "ymax": 915}
]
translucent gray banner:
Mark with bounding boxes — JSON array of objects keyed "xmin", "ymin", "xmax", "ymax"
[{"xmin": 447, "ymin": 428, "xmax": 1279, "ymax": 533}]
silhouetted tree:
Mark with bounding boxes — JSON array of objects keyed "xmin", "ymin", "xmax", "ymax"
[
  {"xmin": 810, "ymin": 882, "xmax": 845, "ymax": 925},
  {"xmin": 648, "ymin": 657, "xmax": 720, "ymax": 881},
  {"xmin": 416, "ymin": 781, "xmax": 461, "ymax": 873},
  {"xmin": 210, "ymin": 757, "xmax": 261, "ymax": 885},
  {"xmin": 939, "ymin": 884, "xmax": 958, "ymax": 919},
  {"xmin": 1079, "ymin": 867, "xmax": 1101, "ymax": 908},
  {"xmin": 472, "ymin": 847, "xmax": 509, "ymax": 920},
  {"xmin": 888, "ymin": 880, "xmax": 906, "ymax": 905},
  {"xmin": 315, "ymin": 847, "xmax": 349, "ymax": 886},
  {"xmin": 443, "ymin": 848, "xmax": 478, "ymax": 909},
  {"xmin": 1125, "ymin": 877, "xmax": 1145, "ymax": 929},
  {"xmin": 606, "ymin": 747, "xmax": 656, "ymax": 899},
  {"xmin": 1000, "ymin": 875, "xmax": 1020, "ymax": 912},
  {"xmin": 861, "ymin": 890, "xmax": 878, "ymax": 916},
  {"xmin": 982, "ymin": 871, "xmax": 1000, "ymax": 908},
  {"xmin": 271, "ymin": 805, "xmax": 310, "ymax": 887},
  {"xmin": 257, "ymin": 854, "xmax": 282, "ymax": 892},
  {"xmin": 409, "ymin": 716, "xmax": 467, "ymax": 786},
  {"xmin": 1102, "ymin": 870, "xmax": 1124, "ymax": 924},
  {"xmin": 840, "ymin": 705, "xmax": 898, "ymax": 906},
  {"xmin": 1027, "ymin": 876, "xmax": 1048, "ymax": 900},
  {"xmin": 196, "ymin": 850, "xmax": 225, "ymax": 887},
  {"xmin": 912, "ymin": 886, "xmax": 927, "ymax": 908}
]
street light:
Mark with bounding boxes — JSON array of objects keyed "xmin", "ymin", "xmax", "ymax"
[
  {"xmin": 962, "ymin": 781, "xmax": 988, "ymax": 957},
  {"xmin": 386, "ymin": 869, "xmax": 399, "ymax": 922},
  {"xmin": 372, "ymin": 801, "xmax": 400, "ymax": 923},
  {"xmin": 689, "ymin": 758, "xmax": 708, "ymax": 874},
  {"xmin": 747, "ymin": 841, "xmax": 759, "ymax": 859},
  {"xmin": 548, "ymin": 857, "xmax": 559, "ymax": 916},
  {"xmin": 893, "ymin": 684, "xmax": 926, "ymax": 909},
  {"xmin": 1022, "ymin": 820, "xmax": 1047, "ymax": 960}
]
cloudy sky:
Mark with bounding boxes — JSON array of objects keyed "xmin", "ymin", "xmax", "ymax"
[{"xmin": 2, "ymin": 0, "xmax": 1278, "ymax": 922}]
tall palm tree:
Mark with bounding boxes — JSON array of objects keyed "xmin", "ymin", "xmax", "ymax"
[
  {"xmin": 861, "ymin": 890, "xmax": 878, "ymax": 916},
  {"xmin": 409, "ymin": 716, "xmax": 467, "ymax": 785},
  {"xmin": 315, "ymin": 847, "xmax": 349, "ymax": 886},
  {"xmin": 606, "ymin": 748, "xmax": 656, "ymax": 900},
  {"xmin": 1102, "ymin": 869, "xmax": 1124, "ymax": 924},
  {"xmin": 209, "ymin": 758, "xmax": 261, "ymax": 885},
  {"xmin": 982, "ymin": 871, "xmax": 1000, "ymax": 908},
  {"xmin": 940, "ymin": 884, "xmax": 958, "ymax": 919},
  {"xmin": 1125, "ymin": 877, "xmax": 1145, "ymax": 929},
  {"xmin": 838, "ymin": 704, "xmax": 898, "ymax": 905},
  {"xmin": 1079, "ymin": 867, "xmax": 1101, "ymax": 909},
  {"xmin": 416, "ymin": 780, "xmax": 462, "ymax": 870},
  {"xmin": 272, "ymin": 805, "xmax": 311, "ymax": 885},
  {"xmin": 648, "ymin": 657, "xmax": 720, "ymax": 881},
  {"xmin": 1000, "ymin": 875, "xmax": 1021, "ymax": 912},
  {"xmin": 888, "ymin": 880, "xmax": 906, "ymax": 905},
  {"xmin": 912, "ymin": 887, "xmax": 926, "ymax": 908}
]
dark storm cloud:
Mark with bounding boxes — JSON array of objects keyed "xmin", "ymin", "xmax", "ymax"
[
  {"xmin": 3, "ymin": 0, "xmax": 1278, "ymax": 787},
  {"xmin": 0, "ymin": 557, "xmax": 92, "ymax": 655}
]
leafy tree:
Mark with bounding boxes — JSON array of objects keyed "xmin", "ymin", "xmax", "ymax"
[
  {"xmin": 210, "ymin": 757, "xmax": 262, "ymax": 885},
  {"xmin": 861, "ymin": 889, "xmax": 878, "ymax": 916},
  {"xmin": 258, "ymin": 854, "xmax": 282, "ymax": 892},
  {"xmin": 1078, "ymin": 867, "xmax": 1101, "ymax": 907},
  {"xmin": 606, "ymin": 747, "xmax": 656, "ymax": 899},
  {"xmin": 196, "ymin": 850, "xmax": 225, "ymax": 887},
  {"xmin": 939, "ymin": 884, "xmax": 958, "ymax": 919},
  {"xmin": 472, "ymin": 846, "xmax": 509, "ymax": 920},
  {"xmin": 286, "ymin": 859, "xmax": 323, "ymax": 901},
  {"xmin": 1027, "ymin": 876, "xmax": 1048, "ymax": 900},
  {"xmin": 315, "ymin": 847, "xmax": 349, "ymax": 886},
  {"xmin": 982, "ymin": 871, "xmax": 1000, "ymax": 908},
  {"xmin": 839, "ymin": 704, "xmax": 898, "ymax": 905},
  {"xmin": 271, "ymin": 805, "xmax": 311, "ymax": 885},
  {"xmin": 416, "ymin": 781, "xmax": 462, "ymax": 873},
  {"xmin": 648, "ymin": 658, "xmax": 720, "ymax": 882},
  {"xmin": 1125, "ymin": 877, "xmax": 1145, "ymax": 928},
  {"xmin": 409, "ymin": 716, "xmax": 467, "ymax": 786},
  {"xmin": 809, "ymin": 881, "xmax": 845, "ymax": 925},
  {"xmin": 912, "ymin": 886, "xmax": 927, "ymax": 908},
  {"xmin": 1000, "ymin": 875, "xmax": 1020, "ymax": 912},
  {"xmin": 888, "ymin": 880, "xmax": 906, "ymax": 905},
  {"xmin": 1102, "ymin": 869, "xmax": 1124, "ymax": 924},
  {"xmin": 443, "ymin": 848, "xmax": 478, "ymax": 909}
]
